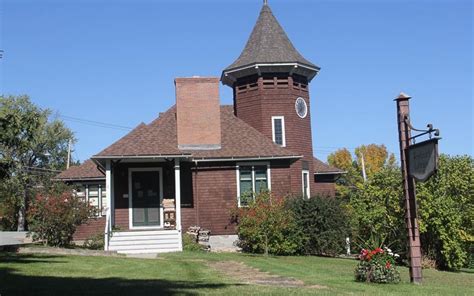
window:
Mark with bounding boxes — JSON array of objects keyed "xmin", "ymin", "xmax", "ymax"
[
  {"xmin": 272, "ymin": 116, "xmax": 286, "ymax": 147},
  {"xmin": 88, "ymin": 185, "xmax": 99, "ymax": 209},
  {"xmin": 302, "ymin": 170, "xmax": 310, "ymax": 199},
  {"xmin": 237, "ymin": 163, "xmax": 271, "ymax": 207},
  {"xmin": 73, "ymin": 183, "xmax": 106, "ymax": 216}
]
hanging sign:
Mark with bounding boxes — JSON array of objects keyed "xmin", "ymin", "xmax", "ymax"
[{"xmin": 407, "ymin": 138, "xmax": 439, "ymax": 182}]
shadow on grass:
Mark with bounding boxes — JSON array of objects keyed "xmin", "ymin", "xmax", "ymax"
[
  {"xmin": 0, "ymin": 253, "xmax": 242, "ymax": 296},
  {"xmin": 0, "ymin": 252, "xmax": 68, "ymax": 264}
]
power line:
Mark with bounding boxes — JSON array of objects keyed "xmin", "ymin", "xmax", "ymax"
[{"xmin": 58, "ymin": 115, "xmax": 133, "ymax": 131}]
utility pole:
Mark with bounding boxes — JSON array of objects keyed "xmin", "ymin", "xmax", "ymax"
[
  {"xmin": 360, "ymin": 152, "xmax": 367, "ymax": 182},
  {"xmin": 67, "ymin": 139, "xmax": 71, "ymax": 169},
  {"xmin": 395, "ymin": 93, "xmax": 422, "ymax": 284}
]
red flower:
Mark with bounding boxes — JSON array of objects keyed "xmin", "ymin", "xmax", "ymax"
[{"xmin": 386, "ymin": 261, "xmax": 391, "ymax": 269}]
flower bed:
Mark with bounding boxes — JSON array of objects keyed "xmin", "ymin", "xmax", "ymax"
[{"xmin": 355, "ymin": 247, "xmax": 401, "ymax": 283}]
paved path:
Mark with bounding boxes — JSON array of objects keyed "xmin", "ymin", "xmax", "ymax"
[{"xmin": 0, "ymin": 231, "xmax": 29, "ymax": 246}]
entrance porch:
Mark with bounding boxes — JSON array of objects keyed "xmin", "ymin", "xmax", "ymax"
[{"xmin": 101, "ymin": 157, "xmax": 187, "ymax": 254}]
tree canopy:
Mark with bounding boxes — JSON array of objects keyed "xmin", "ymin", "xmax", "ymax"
[{"xmin": 0, "ymin": 95, "xmax": 75, "ymax": 231}]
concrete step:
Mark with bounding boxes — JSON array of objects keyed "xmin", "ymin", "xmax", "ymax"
[
  {"xmin": 117, "ymin": 248, "xmax": 180, "ymax": 254},
  {"xmin": 110, "ymin": 234, "xmax": 180, "ymax": 242},
  {"xmin": 109, "ymin": 242, "xmax": 180, "ymax": 251},
  {"xmin": 109, "ymin": 239, "xmax": 179, "ymax": 249},
  {"xmin": 112, "ymin": 230, "xmax": 179, "ymax": 237},
  {"xmin": 108, "ymin": 229, "xmax": 181, "ymax": 254}
]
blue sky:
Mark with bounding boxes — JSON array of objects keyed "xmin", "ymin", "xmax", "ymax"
[{"xmin": 1, "ymin": 0, "xmax": 472, "ymax": 163}]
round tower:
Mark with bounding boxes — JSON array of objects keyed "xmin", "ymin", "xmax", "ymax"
[{"xmin": 221, "ymin": 2, "xmax": 320, "ymax": 197}]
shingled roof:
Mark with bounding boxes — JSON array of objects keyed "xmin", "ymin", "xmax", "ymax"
[
  {"xmin": 93, "ymin": 105, "xmax": 300, "ymax": 160},
  {"xmin": 313, "ymin": 158, "xmax": 345, "ymax": 174},
  {"xmin": 223, "ymin": 4, "xmax": 317, "ymax": 72},
  {"xmin": 55, "ymin": 159, "xmax": 104, "ymax": 181}
]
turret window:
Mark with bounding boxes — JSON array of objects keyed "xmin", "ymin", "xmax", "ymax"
[
  {"xmin": 302, "ymin": 170, "xmax": 310, "ymax": 199},
  {"xmin": 272, "ymin": 116, "xmax": 286, "ymax": 147}
]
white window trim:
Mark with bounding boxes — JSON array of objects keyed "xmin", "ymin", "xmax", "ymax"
[
  {"xmin": 302, "ymin": 169, "xmax": 310, "ymax": 199},
  {"xmin": 271, "ymin": 116, "xmax": 286, "ymax": 147},
  {"xmin": 236, "ymin": 162, "xmax": 271, "ymax": 207},
  {"xmin": 128, "ymin": 167, "xmax": 164, "ymax": 230}
]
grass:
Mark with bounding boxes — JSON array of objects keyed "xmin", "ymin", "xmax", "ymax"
[{"xmin": 0, "ymin": 251, "xmax": 472, "ymax": 295}]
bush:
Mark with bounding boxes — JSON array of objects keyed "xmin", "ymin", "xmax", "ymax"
[
  {"xmin": 417, "ymin": 155, "xmax": 474, "ymax": 270},
  {"xmin": 344, "ymin": 167, "xmax": 407, "ymax": 258},
  {"xmin": 27, "ymin": 190, "xmax": 94, "ymax": 247},
  {"xmin": 83, "ymin": 233, "xmax": 104, "ymax": 250},
  {"xmin": 232, "ymin": 191, "xmax": 303, "ymax": 255},
  {"xmin": 0, "ymin": 196, "xmax": 19, "ymax": 231},
  {"xmin": 355, "ymin": 247, "xmax": 401, "ymax": 283},
  {"xmin": 182, "ymin": 233, "xmax": 206, "ymax": 252},
  {"xmin": 287, "ymin": 195, "xmax": 350, "ymax": 256}
]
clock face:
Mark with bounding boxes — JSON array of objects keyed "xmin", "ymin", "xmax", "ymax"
[{"xmin": 295, "ymin": 97, "xmax": 307, "ymax": 118}]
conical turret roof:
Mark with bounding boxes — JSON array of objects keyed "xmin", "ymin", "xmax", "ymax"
[{"xmin": 222, "ymin": 3, "xmax": 319, "ymax": 86}]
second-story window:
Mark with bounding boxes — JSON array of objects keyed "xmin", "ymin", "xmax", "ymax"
[{"xmin": 272, "ymin": 116, "xmax": 286, "ymax": 147}]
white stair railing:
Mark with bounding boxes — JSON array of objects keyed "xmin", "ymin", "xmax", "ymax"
[{"xmin": 104, "ymin": 207, "xmax": 111, "ymax": 251}]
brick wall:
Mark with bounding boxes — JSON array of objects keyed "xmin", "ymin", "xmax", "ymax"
[
  {"xmin": 234, "ymin": 75, "xmax": 315, "ymax": 197},
  {"xmin": 73, "ymin": 216, "xmax": 105, "ymax": 241},
  {"xmin": 73, "ymin": 158, "xmax": 331, "ymax": 239},
  {"xmin": 312, "ymin": 182, "xmax": 336, "ymax": 197},
  {"xmin": 182, "ymin": 160, "xmax": 294, "ymax": 235},
  {"xmin": 187, "ymin": 162, "xmax": 238, "ymax": 235}
]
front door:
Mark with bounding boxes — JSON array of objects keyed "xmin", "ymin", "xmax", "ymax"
[{"xmin": 130, "ymin": 169, "xmax": 162, "ymax": 228}]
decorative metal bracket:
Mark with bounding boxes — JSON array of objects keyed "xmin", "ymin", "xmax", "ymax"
[{"xmin": 404, "ymin": 116, "xmax": 440, "ymax": 144}]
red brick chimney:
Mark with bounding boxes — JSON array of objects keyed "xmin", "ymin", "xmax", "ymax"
[{"xmin": 175, "ymin": 77, "xmax": 221, "ymax": 150}]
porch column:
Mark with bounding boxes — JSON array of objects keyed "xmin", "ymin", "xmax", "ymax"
[
  {"xmin": 105, "ymin": 160, "xmax": 115, "ymax": 224},
  {"xmin": 174, "ymin": 158, "xmax": 183, "ymax": 250},
  {"xmin": 105, "ymin": 160, "xmax": 112, "ymax": 250}
]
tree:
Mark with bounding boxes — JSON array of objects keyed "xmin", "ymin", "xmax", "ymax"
[
  {"xmin": 328, "ymin": 148, "xmax": 362, "ymax": 197},
  {"xmin": 27, "ymin": 184, "xmax": 94, "ymax": 247},
  {"xmin": 417, "ymin": 155, "xmax": 474, "ymax": 270},
  {"xmin": 328, "ymin": 148, "xmax": 353, "ymax": 172},
  {"xmin": 354, "ymin": 144, "xmax": 396, "ymax": 179},
  {"xmin": 287, "ymin": 195, "xmax": 350, "ymax": 256},
  {"xmin": 0, "ymin": 95, "xmax": 74, "ymax": 231},
  {"xmin": 345, "ymin": 166, "xmax": 406, "ymax": 255}
]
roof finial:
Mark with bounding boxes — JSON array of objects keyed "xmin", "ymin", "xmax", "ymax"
[{"xmin": 264, "ymin": 0, "xmax": 268, "ymax": 6}]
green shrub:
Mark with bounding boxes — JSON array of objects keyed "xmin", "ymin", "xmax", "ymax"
[
  {"xmin": 232, "ymin": 191, "xmax": 304, "ymax": 255},
  {"xmin": 417, "ymin": 155, "xmax": 474, "ymax": 270},
  {"xmin": 83, "ymin": 233, "xmax": 104, "ymax": 250},
  {"xmin": 287, "ymin": 195, "xmax": 350, "ymax": 256},
  {"xmin": 182, "ymin": 233, "xmax": 206, "ymax": 252},
  {"xmin": 27, "ymin": 191, "xmax": 94, "ymax": 247}
]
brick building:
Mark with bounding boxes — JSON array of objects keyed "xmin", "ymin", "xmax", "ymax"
[{"xmin": 56, "ymin": 2, "xmax": 343, "ymax": 254}]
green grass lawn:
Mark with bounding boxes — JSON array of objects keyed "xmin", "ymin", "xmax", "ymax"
[{"xmin": 0, "ymin": 251, "xmax": 472, "ymax": 295}]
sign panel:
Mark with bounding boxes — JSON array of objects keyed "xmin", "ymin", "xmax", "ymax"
[{"xmin": 407, "ymin": 138, "xmax": 439, "ymax": 182}]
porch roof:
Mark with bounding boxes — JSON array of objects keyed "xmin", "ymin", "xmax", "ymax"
[
  {"xmin": 54, "ymin": 159, "xmax": 105, "ymax": 181},
  {"xmin": 313, "ymin": 158, "xmax": 345, "ymax": 175}
]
